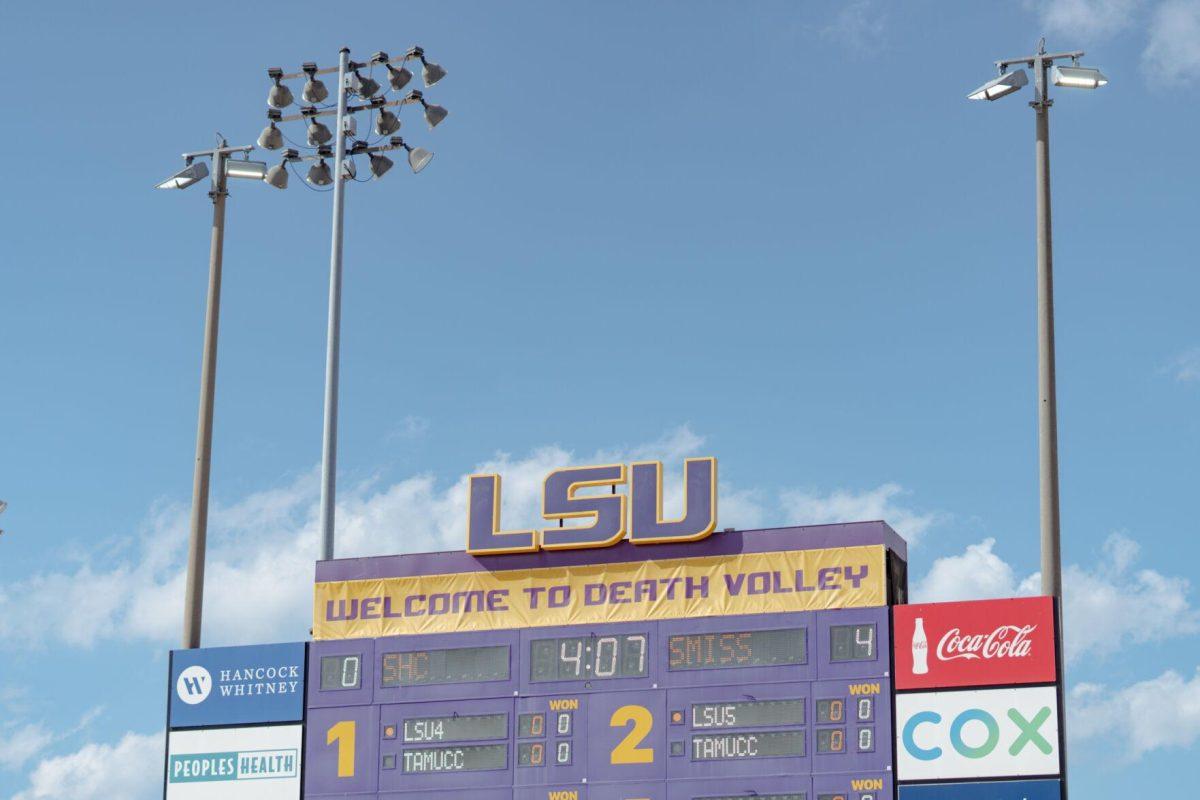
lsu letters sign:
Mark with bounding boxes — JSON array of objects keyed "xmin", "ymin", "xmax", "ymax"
[
  {"xmin": 896, "ymin": 686, "xmax": 1061, "ymax": 782},
  {"xmin": 894, "ymin": 597, "xmax": 1057, "ymax": 691},
  {"xmin": 166, "ymin": 724, "xmax": 302, "ymax": 799},
  {"xmin": 169, "ymin": 642, "xmax": 306, "ymax": 728}
]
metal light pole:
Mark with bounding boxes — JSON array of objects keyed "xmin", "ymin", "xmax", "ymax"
[
  {"xmin": 968, "ymin": 40, "xmax": 1108, "ymax": 599},
  {"xmin": 157, "ymin": 139, "xmax": 268, "ymax": 648},
  {"xmin": 254, "ymin": 47, "xmax": 447, "ymax": 561},
  {"xmin": 319, "ymin": 48, "xmax": 351, "ymax": 564}
]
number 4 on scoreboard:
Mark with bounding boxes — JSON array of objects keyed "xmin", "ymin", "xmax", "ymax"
[{"xmin": 326, "ymin": 720, "xmax": 356, "ymax": 778}]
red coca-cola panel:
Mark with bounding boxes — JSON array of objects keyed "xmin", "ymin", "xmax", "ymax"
[{"xmin": 892, "ymin": 597, "xmax": 1057, "ymax": 690}]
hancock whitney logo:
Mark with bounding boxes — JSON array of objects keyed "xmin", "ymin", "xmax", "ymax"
[{"xmin": 177, "ymin": 666, "xmax": 213, "ymax": 705}]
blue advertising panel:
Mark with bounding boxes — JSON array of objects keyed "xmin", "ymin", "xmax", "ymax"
[
  {"xmin": 898, "ymin": 779, "xmax": 1063, "ymax": 800},
  {"xmin": 170, "ymin": 642, "xmax": 306, "ymax": 728}
]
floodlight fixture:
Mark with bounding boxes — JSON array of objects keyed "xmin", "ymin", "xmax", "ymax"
[
  {"xmin": 267, "ymin": 68, "xmax": 294, "ymax": 109},
  {"xmin": 967, "ymin": 69, "xmax": 1028, "ymax": 101},
  {"xmin": 1053, "ymin": 65, "xmax": 1108, "ymax": 89},
  {"xmin": 353, "ymin": 70, "xmax": 380, "ymax": 98},
  {"xmin": 307, "ymin": 118, "xmax": 333, "ymax": 146},
  {"xmin": 303, "ymin": 76, "xmax": 330, "ymax": 104},
  {"xmin": 376, "ymin": 108, "xmax": 400, "ymax": 136},
  {"xmin": 387, "ymin": 64, "xmax": 413, "ymax": 91},
  {"xmin": 264, "ymin": 159, "xmax": 290, "ymax": 189},
  {"xmin": 423, "ymin": 102, "xmax": 448, "ymax": 129},
  {"xmin": 155, "ymin": 160, "xmax": 210, "ymax": 190},
  {"xmin": 422, "ymin": 59, "xmax": 447, "ymax": 87},
  {"xmin": 307, "ymin": 159, "xmax": 333, "ymax": 186},
  {"xmin": 258, "ymin": 122, "xmax": 283, "ymax": 150},
  {"xmin": 225, "ymin": 159, "xmax": 268, "ymax": 181},
  {"xmin": 369, "ymin": 153, "xmax": 394, "ymax": 178},
  {"xmin": 408, "ymin": 145, "xmax": 433, "ymax": 173}
]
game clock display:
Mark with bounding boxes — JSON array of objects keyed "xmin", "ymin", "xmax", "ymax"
[{"xmin": 303, "ymin": 606, "xmax": 892, "ymax": 798}]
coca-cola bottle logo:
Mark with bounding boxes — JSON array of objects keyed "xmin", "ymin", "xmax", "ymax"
[{"xmin": 935, "ymin": 624, "xmax": 1037, "ymax": 662}]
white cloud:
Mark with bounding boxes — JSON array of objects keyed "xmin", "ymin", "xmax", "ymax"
[
  {"xmin": 912, "ymin": 538, "xmax": 1038, "ymax": 602},
  {"xmin": 0, "ymin": 724, "xmax": 53, "ymax": 772},
  {"xmin": 10, "ymin": 730, "xmax": 161, "ymax": 800},
  {"xmin": 1166, "ymin": 346, "xmax": 1200, "ymax": 381},
  {"xmin": 0, "ymin": 423, "xmax": 940, "ymax": 650},
  {"xmin": 913, "ymin": 533, "xmax": 1199, "ymax": 662},
  {"xmin": 820, "ymin": 0, "xmax": 887, "ymax": 52},
  {"xmin": 1144, "ymin": 0, "xmax": 1200, "ymax": 83},
  {"xmin": 387, "ymin": 414, "xmax": 430, "ymax": 440},
  {"xmin": 1028, "ymin": 0, "xmax": 1144, "ymax": 38},
  {"xmin": 780, "ymin": 483, "xmax": 939, "ymax": 546},
  {"xmin": 0, "ymin": 708, "xmax": 105, "ymax": 774},
  {"xmin": 1072, "ymin": 668, "xmax": 1200, "ymax": 759}
]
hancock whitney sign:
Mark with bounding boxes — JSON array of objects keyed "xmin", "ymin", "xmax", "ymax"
[{"xmin": 169, "ymin": 642, "xmax": 306, "ymax": 729}]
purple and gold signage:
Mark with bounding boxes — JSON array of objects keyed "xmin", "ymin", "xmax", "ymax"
[
  {"xmin": 467, "ymin": 458, "xmax": 718, "ymax": 554},
  {"xmin": 304, "ymin": 522, "xmax": 908, "ymax": 799}
]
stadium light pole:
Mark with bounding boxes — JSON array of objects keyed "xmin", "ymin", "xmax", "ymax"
[
  {"xmin": 156, "ymin": 138, "xmax": 268, "ymax": 649},
  {"xmin": 968, "ymin": 39, "xmax": 1107, "ymax": 601},
  {"xmin": 256, "ymin": 46, "xmax": 446, "ymax": 561}
]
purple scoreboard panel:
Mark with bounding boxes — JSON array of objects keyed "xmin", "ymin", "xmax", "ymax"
[{"xmin": 305, "ymin": 523, "xmax": 907, "ymax": 800}]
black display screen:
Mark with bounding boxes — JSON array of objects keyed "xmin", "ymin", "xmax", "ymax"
[
  {"xmin": 320, "ymin": 654, "xmax": 362, "ymax": 690},
  {"xmin": 381, "ymin": 645, "xmax": 509, "ymax": 686},
  {"xmin": 401, "ymin": 744, "xmax": 507, "ymax": 772},
  {"xmin": 816, "ymin": 699, "xmax": 845, "ymax": 724},
  {"xmin": 529, "ymin": 634, "xmax": 648, "ymax": 682},
  {"xmin": 691, "ymin": 699, "xmax": 805, "ymax": 729},
  {"xmin": 829, "ymin": 624, "xmax": 875, "ymax": 662},
  {"xmin": 517, "ymin": 713, "xmax": 545, "ymax": 738},
  {"xmin": 669, "ymin": 629, "xmax": 806, "ymax": 671},
  {"xmin": 402, "ymin": 713, "xmax": 507, "ymax": 743},
  {"xmin": 816, "ymin": 728, "xmax": 846, "ymax": 754},
  {"xmin": 516, "ymin": 741, "xmax": 546, "ymax": 766},
  {"xmin": 699, "ymin": 795, "xmax": 807, "ymax": 800},
  {"xmin": 691, "ymin": 731, "xmax": 806, "ymax": 760}
]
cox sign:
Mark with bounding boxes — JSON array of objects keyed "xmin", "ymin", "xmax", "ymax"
[{"xmin": 895, "ymin": 686, "xmax": 1061, "ymax": 781}]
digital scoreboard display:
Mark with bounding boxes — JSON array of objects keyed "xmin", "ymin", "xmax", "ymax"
[
  {"xmin": 691, "ymin": 730, "xmax": 807, "ymax": 760},
  {"xmin": 401, "ymin": 743, "xmax": 508, "ymax": 773},
  {"xmin": 303, "ymin": 525, "xmax": 903, "ymax": 800},
  {"xmin": 403, "ymin": 713, "xmax": 508, "ymax": 743},
  {"xmin": 529, "ymin": 633, "xmax": 648, "ymax": 681},
  {"xmin": 668, "ymin": 628, "xmax": 806, "ymax": 671},
  {"xmin": 381, "ymin": 645, "xmax": 510, "ymax": 686},
  {"xmin": 692, "ymin": 699, "xmax": 806, "ymax": 728}
]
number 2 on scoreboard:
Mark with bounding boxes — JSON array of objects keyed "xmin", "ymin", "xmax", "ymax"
[
  {"xmin": 609, "ymin": 705, "xmax": 654, "ymax": 764},
  {"xmin": 326, "ymin": 720, "xmax": 356, "ymax": 778}
]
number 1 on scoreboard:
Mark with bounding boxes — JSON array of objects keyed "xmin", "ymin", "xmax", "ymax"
[{"xmin": 326, "ymin": 720, "xmax": 356, "ymax": 778}]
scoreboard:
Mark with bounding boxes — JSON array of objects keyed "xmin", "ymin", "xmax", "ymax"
[{"xmin": 303, "ymin": 523, "xmax": 907, "ymax": 800}]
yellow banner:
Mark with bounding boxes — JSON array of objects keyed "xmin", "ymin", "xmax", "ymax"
[{"xmin": 313, "ymin": 545, "xmax": 886, "ymax": 639}]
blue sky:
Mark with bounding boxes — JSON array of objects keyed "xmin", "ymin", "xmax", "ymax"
[{"xmin": 0, "ymin": 0, "xmax": 1198, "ymax": 796}]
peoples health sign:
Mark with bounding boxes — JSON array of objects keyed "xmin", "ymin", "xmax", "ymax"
[
  {"xmin": 169, "ymin": 642, "xmax": 305, "ymax": 728},
  {"xmin": 895, "ymin": 686, "xmax": 1061, "ymax": 782},
  {"xmin": 166, "ymin": 724, "xmax": 302, "ymax": 799}
]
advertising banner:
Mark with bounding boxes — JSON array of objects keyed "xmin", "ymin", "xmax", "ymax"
[
  {"xmin": 895, "ymin": 686, "xmax": 1061, "ymax": 782},
  {"xmin": 165, "ymin": 724, "xmax": 302, "ymax": 799},
  {"xmin": 893, "ymin": 597, "xmax": 1057, "ymax": 691},
  {"xmin": 169, "ymin": 642, "xmax": 306, "ymax": 728},
  {"xmin": 313, "ymin": 545, "xmax": 887, "ymax": 639},
  {"xmin": 898, "ymin": 778, "xmax": 1062, "ymax": 799}
]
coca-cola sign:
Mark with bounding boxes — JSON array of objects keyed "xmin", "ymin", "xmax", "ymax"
[{"xmin": 893, "ymin": 597, "xmax": 1057, "ymax": 690}]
